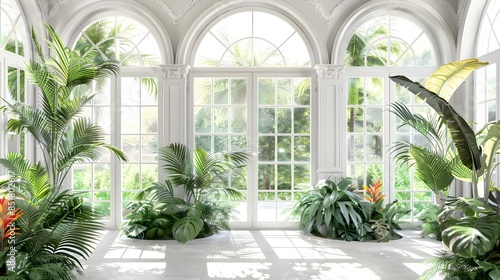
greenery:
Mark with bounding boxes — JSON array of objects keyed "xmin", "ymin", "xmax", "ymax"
[
  {"xmin": 0, "ymin": 25, "xmax": 125, "ymax": 278},
  {"xmin": 292, "ymin": 178, "xmax": 409, "ymax": 242},
  {"xmin": 415, "ymin": 204, "xmax": 441, "ymax": 241},
  {"xmin": 390, "ymin": 58, "xmax": 500, "ymax": 279},
  {"xmin": 121, "ymin": 143, "xmax": 251, "ymax": 243}
]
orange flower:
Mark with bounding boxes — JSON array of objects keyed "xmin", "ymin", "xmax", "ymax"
[
  {"xmin": 0, "ymin": 198, "xmax": 23, "ymax": 243},
  {"xmin": 363, "ymin": 180, "xmax": 385, "ymax": 202}
]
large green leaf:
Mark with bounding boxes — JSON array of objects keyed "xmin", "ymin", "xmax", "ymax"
[
  {"xmin": 441, "ymin": 214, "xmax": 500, "ymax": 258},
  {"xmin": 390, "ymin": 75, "xmax": 482, "ymax": 171},
  {"xmin": 425, "ymin": 58, "xmax": 488, "ymax": 101},
  {"xmin": 483, "ymin": 120, "xmax": 500, "ymax": 176},
  {"xmin": 172, "ymin": 216, "xmax": 204, "ymax": 243}
]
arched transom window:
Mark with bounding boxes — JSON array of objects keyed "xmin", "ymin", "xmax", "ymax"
[
  {"xmin": 345, "ymin": 15, "xmax": 436, "ymax": 67},
  {"xmin": 74, "ymin": 16, "xmax": 160, "ymax": 66},
  {"xmin": 195, "ymin": 11, "xmax": 310, "ymax": 67}
]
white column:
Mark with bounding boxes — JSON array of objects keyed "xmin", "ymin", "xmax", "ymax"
[
  {"xmin": 315, "ymin": 65, "xmax": 345, "ymax": 180},
  {"xmin": 159, "ymin": 64, "xmax": 190, "ymax": 147}
]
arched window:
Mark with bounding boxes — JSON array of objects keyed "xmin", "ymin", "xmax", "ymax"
[
  {"xmin": 192, "ymin": 9, "xmax": 314, "ymax": 227},
  {"xmin": 344, "ymin": 14, "xmax": 438, "ymax": 221},
  {"xmin": 72, "ymin": 16, "xmax": 162, "ymax": 227},
  {"xmin": 476, "ymin": 0, "xmax": 499, "ymax": 128},
  {"xmin": 476, "ymin": 0, "xmax": 499, "ymax": 196},
  {"xmin": 195, "ymin": 11, "xmax": 310, "ymax": 67},
  {"xmin": 1, "ymin": 0, "xmax": 29, "ymax": 157}
]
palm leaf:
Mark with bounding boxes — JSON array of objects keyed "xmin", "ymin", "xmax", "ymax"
[
  {"xmin": 425, "ymin": 58, "xmax": 488, "ymax": 101},
  {"xmin": 389, "ymin": 75, "xmax": 482, "ymax": 171},
  {"xmin": 409, "ymin": 146, "xmax": 454, "ymax": 193}
]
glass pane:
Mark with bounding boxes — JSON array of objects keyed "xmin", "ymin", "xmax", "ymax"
[
  {"xmin": 294, "ymin": 108, "xmax": 310, "ymax": 134},
  {"xmin": 277, "ymin": 165, "xmax": 291, "ymax": 190},
  {"xmin": 294, "ymin": 136, "xmax": 310, "ymax": 162},
  {"xmin": 258, "ymin": 108, "xmax": 275, "ymax": 133},
  {"xmin": 214, "ymin": 78, "xmax": 229, "ymax": 105},
  {"xmin": 294, "ymin": 78, "xmax": 311, "ymax": 105},
  {"xmin": 214, "ymin": 108, "xmax": 229, "ymax": 133},
  {"xmin": 277, "ymin": 136, "xmax": 291, "ymax": 162},
  {"xmin": 194, "ymin": 78, "xmax": 212, "ymax": 105},
  {"xmin": 258, "ymin": 165, "xmax": 275, "ymax": 190},
  {"xmin": 259, "ymin": 136, "xmax": 276, "ymax": 161},
  {"xmin": 231, "ymin": 78, "xmax": 247, "ymax": 104},
  {"xmin": 141, "ymin": 107, "xmax": 158, "ymax": 134},
  {"xmin": 194, "ymin": 107, "xmax": 212, "ymax": 133},
  {"xmin": 231, "ymin": 107, "xmax": 247, "ymax": 133},
  {"xmin": 277, "ymin": 108, "xmax": 292, "ymax": 133},
  {"xmin": 121, "ymin": 107, "xmax": 140, "ymax": 133},
  {"xmin": 277, "ymin": 78, "xmax": 292, "ymax": 105},
  {"xmin": 258, "ymin": 78, "xmax": 275, "ymax": 105}
]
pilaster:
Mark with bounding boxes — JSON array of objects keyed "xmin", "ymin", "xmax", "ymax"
[{"xmin": 315, "ymin": 64, "xmax": 346, "ymax": 179}]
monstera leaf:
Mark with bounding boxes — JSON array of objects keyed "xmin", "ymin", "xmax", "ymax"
[
  {"xmin": 389, "ymin": 75, "xmax": 482, "ymax": 171},
  {"xmin": 425, "ymin": 58, "xmax": 488, "ymax": 101},
  {"xmin": 172, "ymin": 216, "xmax": 204, "ymax": 244},
  {"xmin": 441, "ymin": 214, "xmax": 500, "ymax": 258}
]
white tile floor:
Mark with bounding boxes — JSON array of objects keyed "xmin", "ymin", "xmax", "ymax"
[{"xmin": 80, "ymin": 229, "xmax": 442, "ymax": 280}]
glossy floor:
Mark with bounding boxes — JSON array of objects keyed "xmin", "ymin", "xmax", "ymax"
[{"xmin": 80, "ymin": 230, "xmax": 442, "ymax": 280}]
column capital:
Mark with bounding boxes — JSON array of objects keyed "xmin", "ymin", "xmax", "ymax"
[
  {"xmin": 314, "ymin": 64, "xmax": 345, "ymax": 79},
  {"xmin": 159, "ymin": 64, "xmax": 191, "ymax": 79}
]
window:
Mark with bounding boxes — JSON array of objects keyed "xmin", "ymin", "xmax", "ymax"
[
  {"xmin": 476, "ymin": 0, "xmax": 500, "ymax": 193},
  {"xmin": 192, "ymin": 10, "xmax": 314, "ymax": 226},
  {"xmin": 344, "ymin": 15, "xmax": 437, "ymax": 221},
  {"xmin": 72, "ymin": 16, "xmax": 161, "ymax": 227},
  {"xmin": 1, "ymin": 0, "xmax": 29, "ymax": 157}
]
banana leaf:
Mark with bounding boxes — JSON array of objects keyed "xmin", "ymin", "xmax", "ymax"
[
  {"xmin": 425, "ymin": 58, "xmax": 488, "ymax": 101},
  {"xmin": 389, "ymin": 75, "xmax": 482, "ymax": 171}
]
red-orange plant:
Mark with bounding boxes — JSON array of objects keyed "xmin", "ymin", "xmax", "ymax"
[
  {"xmin": 363, "ymin": 180, "xmax": 385, "ymax": 202},
  {"xmin": 0, "ymin": 197, "xmax": 23, "ymax": 251}
]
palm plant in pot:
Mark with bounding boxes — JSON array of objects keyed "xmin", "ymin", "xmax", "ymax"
[
  {"xmin": 390, "ymin": 58, "xmax": 500, "ymax": 279},
  {"xmin": 0, "ymin": 25, "xmax": 126, "ymax": 279},
  {"xmin": 122, "ymin": 143, "xmax": 251, "ymax": 243}
]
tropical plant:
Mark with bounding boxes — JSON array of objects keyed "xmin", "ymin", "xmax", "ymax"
[
  {"xmin": 389, "ymin": 58, "xmax": 500, "ymax": 279},
  {"xmin": 415, "ymin": 204, "xmax": 442, "ymax": 241},
  {"xmin": 419, "ymin": 250, "xmax": 490, "ymax": 280},
  {"xmin": 363, "ymin": 180, "xmax": 385, "ymax": 203},
  {"xmin": 122, "ymin": 143, "xmax": 251, "ymax": 243},
  {"xmin": 292, "ymin": 178, "xmax": 408, "ymax": 242},
  {"xmin": 0, "ymin": 25, "xmax": 125, "ymax": 278}
]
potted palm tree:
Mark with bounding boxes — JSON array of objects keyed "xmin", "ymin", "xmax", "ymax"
[{"xmin": 0, "ymin": 25, "xmax": 126, "ymax": 278}]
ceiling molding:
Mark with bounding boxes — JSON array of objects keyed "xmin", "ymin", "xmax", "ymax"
[
  {"xmin": 438, "ymin": 0, "xmax": 459, "ymax": 24},
  {"xmin": 48, "ymin": 0, "xmax": 70, "ymax": 19},
  {"xmin": 303, "ymin": 0, "xmax": 352, "ymax": 25},
  {"xmin": 151, "ymin": 0, "xmax": 201, "ymax": 24}
]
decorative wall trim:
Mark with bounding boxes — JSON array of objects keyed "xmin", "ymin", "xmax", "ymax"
[
  {"xmin": 151, "ymin": 0, "xmax": 201, "ymax": 24},
  {"xmin": 160, "ymin": 64, "xmax": 191, "ymax": 79},
  {"xmin": 48, "ymin": 0, "xmax": 70, "ymax": 18},
  {"xmin": 303, "ymin": 0, "xmax": 351, "ymax": 25},
  {"xmin": 437, "ymin": 0, "xmax": 458, "ymax": 24},
  {"xmin": 315, "ymin": 65, "xmax": 345, "ymax": 79}
]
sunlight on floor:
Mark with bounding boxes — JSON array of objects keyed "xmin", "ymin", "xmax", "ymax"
[{"xmin": 80, "ymin": 229, "xmax": 442, "ymax": 279}]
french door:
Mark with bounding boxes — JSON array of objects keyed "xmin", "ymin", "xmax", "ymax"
[{"xmin": 190, "ymin": 70, "xmax": 314, "ymax": 228}]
